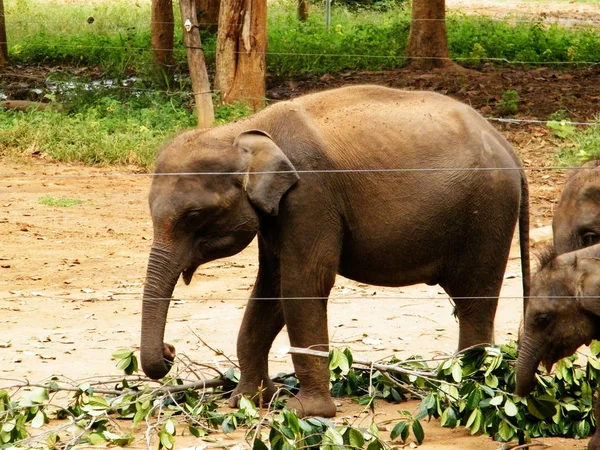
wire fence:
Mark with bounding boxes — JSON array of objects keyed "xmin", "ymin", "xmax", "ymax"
[{"xmin": 1, "ymin": 2, "xmax": 599, "ymax": 307}]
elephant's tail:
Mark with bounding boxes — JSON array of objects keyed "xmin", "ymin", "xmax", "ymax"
[{"xmin": 519, "ymin": 170, "xmax": 531, "ymax": 314}]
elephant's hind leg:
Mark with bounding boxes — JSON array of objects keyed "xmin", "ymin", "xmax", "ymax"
[
  {"xmin": 441, "ymin": 256, "xmax": 507, "ymax": 350},
  {"xmin": 277, "ymin": 229, "xmax": 341, "ymax": 418}
]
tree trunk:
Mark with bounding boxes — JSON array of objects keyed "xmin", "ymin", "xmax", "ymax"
[
  {"xmin": 215, "ymin": 0, "xmax": 267, "ymax": 110},
  {"xmin": 298, "ymin": 0, "xmax": 309, "ymax": 21},
  {"xmin": 151, "ymin": 0, "xmax": 175, "ymax": 81},
  {"xmin": 180, "ymin": 0, "xmax": 215, "ymax": 127},
  {"xmin": 405, "ymin": 0, "xmax": 456, "ymax": 70},
  {"xmin": 0, "ymin": 0, "xmax": 8, "ymax": 66},
  {"xmin": 196, "ymin": 0, "xmax": 220, "ymax": 32}
]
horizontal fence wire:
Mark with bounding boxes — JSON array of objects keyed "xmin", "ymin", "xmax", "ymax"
[
  {"xmin": 0, "ymin": 295, "xmax": 585, "ymax": 302},
  {"xmin": 1, "ymin": 43, "xmax": 599, "ymax": 66},
  {"xmin": 1, "ymin": 166, "xmax": 600, "ymax": 179},
  {"xmin": 3, "ymin": 15, "xmax": 600, "ymax": 26}
]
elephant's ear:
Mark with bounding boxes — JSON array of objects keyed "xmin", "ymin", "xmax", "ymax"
[
  {"xmin": 234, "ymin": 130, "xmax": 299, "ymax": 216},
  {"xmin": 576, "ymin": 258, "xmax": 600, "ymax": 316}
]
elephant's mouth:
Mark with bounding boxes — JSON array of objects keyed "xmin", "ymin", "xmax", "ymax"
[
  {"xmin": 182, "ymin": 265, "xmax": 199, "ymax": 285},
  {"xmin": 542, "ymin": 341, "xmax": 587, "ymax": 373}
]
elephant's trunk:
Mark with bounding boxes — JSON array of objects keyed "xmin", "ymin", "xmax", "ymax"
[
  {"xmin": 516, "ymin": 337, "xmax": 543, "ymax": 397},
  {"xmin": 141, "ymin": 246, "xmax": 180, "ymax": 379}
]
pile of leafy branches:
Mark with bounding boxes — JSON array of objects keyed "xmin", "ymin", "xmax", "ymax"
[
  {"xmin": 328, "ymin": 342, "xmax": 600, "ymax": 443},
  {"xmin": 1, "ymin": 343, "xmax": 600, "ymax": 449}
]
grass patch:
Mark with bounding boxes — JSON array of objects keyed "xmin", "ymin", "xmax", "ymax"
[
  {"xmin": 551, "ymin": 119, "xmax": 600, "ymax": 166},
  {"xmin": 38, "ymin": 195, "xmax": 84, "ymax": 207},
  {"xmin": 0, "ymin": 89, "xmax": 252, "ymax": 169},
  {"xmin": 4, "ymin": 0, "xmax": 600, "ymax": 77}
]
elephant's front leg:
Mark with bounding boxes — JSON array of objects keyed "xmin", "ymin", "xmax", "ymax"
[{"xmin": 229, "ymin": 241, "xmax": 284, "ymax": 408}]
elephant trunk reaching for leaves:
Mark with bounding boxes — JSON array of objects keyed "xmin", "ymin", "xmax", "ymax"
[{"xmin": 140, "ymin": 85, "xmax": 530, "ymax": 418}]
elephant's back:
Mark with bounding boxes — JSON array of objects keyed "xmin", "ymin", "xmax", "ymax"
[{"xmin": 288, "ymin": 85, "xmax": 519, "ymax": 172}]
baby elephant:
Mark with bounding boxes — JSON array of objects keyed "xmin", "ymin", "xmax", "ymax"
[
  {"xmin": 516, "ymin": 244, "xmax": 600, "ymax": 449},
  {"xmin": 141, "ymin": 85, "xmax": 530, "ymax": 418}
]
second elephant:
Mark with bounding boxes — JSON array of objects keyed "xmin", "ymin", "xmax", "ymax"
[
  {"xmin": 553, "ymin": 159, "xmax": 600, "ymax": 254},
  {"xmin": 140, "ymin": 85, "xmax": 531, "ymax": 418}
]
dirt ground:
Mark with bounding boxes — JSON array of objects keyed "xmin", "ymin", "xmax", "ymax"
[{"xmin": 2, "ymin": 1, "xmax": 600, "ymax": 448}]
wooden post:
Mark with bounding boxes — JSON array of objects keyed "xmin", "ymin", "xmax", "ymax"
[
  {"xmin": 179, "ymin": 0, "xmax": 215, "ymax": 127},
  {"xmin": 0, "ymin": 0, "xmax": 8, "ymax": 66}
]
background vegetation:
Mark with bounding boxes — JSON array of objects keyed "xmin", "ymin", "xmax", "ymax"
[{"xmin": 1, "ymin": 0, "xmax": 599, "ymax": 167}]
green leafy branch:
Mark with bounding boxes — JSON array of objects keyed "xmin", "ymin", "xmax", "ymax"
[{"xmin": 3, "ymin": 341, "xmax": 600, "ymax": 449}]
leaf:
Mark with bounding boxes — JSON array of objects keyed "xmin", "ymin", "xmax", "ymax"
[
  {"xmin": 504, "ymin": 399, "xmax": 518, "ymax": 417},
  {"xmin": 253, "ymin": 439, "xmax": 269, "ymax": 450},
  {"xmin": 31, "ymin": 410, "xmax": 45, "ymax": 429},
  {"xmin": 527, "ymin": 396, "xmax": 557, "ymax": 419},
  {"xmin": 189, "ymin": 425, "xmax": 207, "ymax": 438},
  {"xmin": 221, "ymin": 416, "xmax": 236, "ymax": 434},
  {"xmin": 283, "ymin": 409, "xmax": 300, "ymax": 435},
  {"xmin": 160, "ymin": 431, "xmax": 174, "ymax": 449},
  {"xmin": 343, "ymin": 348, "xmax": 354, "ymax": 367},
  {"xmin": 468, "ymin": 409, "xmax": 482, "ymax": 435},
  {"xmin": 590, "ymin": 340, "xmax": 600, "ymax": 357},
  {"xmin": 412, "ymin": 419, "xmax": 424, "ymax": 444},
  {"xmin": 347, "ymin": 428, "xmax": 365, "ymax": 448},
  {"xmin": 451, "ymin": 363, "xmax": 462, "ymax": 383},
  {"xmin": 367, "ymin": 438, "xmax": 382, "ymax": 450},
  {"xmin": 422, "ymin": 393, "xmax": 436, "ymax": 411},
  {"xmin": 440, "ymin": 406, "xmax": 457, "ymax": 428},
  {"xmin": 165, "ymin": 419, "xmax": 176, "ymax": 435},
  {"xmin": 323, "ymin": 427, "xmax": 344, "ymax": 447},
  {"xmin": 390, "ymin": 421, "xmax": 408, "ymax": 441},
  {"xmin": 112, "ymin": 348, "xmax": 134, "ymax": 359},
  {"xmin": 329, "ymin": 348, "xmax": 350, "ymax": 374},
  {"xmin": 484, "ymin": 374, "xmax": 498, "ymax": 388},
  {"xmin": 489, "ymin": 395, "xmax": 504, "ymax": 406},
  {"xmin": 29, "ymin": 387, "xmax": 48, "ymax": 404},
  {"xmin": 575, "ymin": 420, "xmax": 591, "ymax": 439},
  {"xmin": 88, "ymin": 432, "xmax": 106, "ymax": 445},
  {"xmin": 498, "ymin": 419, "xmax": 515, "ymax": 442}
]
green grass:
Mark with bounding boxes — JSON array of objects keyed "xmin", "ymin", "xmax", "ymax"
[
  {"xmin": 552, "ymin": 120, "xmax": 600, "ymax": 166},
  {"xmin": 38, "ymin": 195, "xmax": 84, "ymax": 207},
  {"xmin": 0, "ymin": 90, "xmax": 252, "ymax": 169},
  {"xmin": 4, "ymin": 0, "xmax": 600, "ymax": 77}
]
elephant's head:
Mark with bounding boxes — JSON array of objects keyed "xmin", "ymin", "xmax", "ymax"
[
  {"xmin": 141, "ymin": 128, "xmax": 299, "ymax": 379},
  {"xmin": 516, "ymin": 244, "xmax": 600, "ymax": 397},
  {"xmin": 553, "ymin": 161, "xmax": 600, "ymax": 254}
]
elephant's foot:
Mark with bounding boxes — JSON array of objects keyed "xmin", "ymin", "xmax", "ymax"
[
  {"xmin": 228, "ymin": 379, "xmax": 277, "ymax": 409},
  {"xmin": 589, "ymin": 431, "xmax": 600, "ymax": 450},
  {"xmin": 285, "ymin": 392, "xmax": 337, "ymax": 418}
]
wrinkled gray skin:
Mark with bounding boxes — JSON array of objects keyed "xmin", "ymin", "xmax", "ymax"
[
  {"xmin": 141, "ymin": 85, "xmax": 530, "ymax": 418},
  {"xmin": 553, "ymin": 161, "xmax": 600, "ymax": 254},
  {"xmin": 516, "ymin": 245, "xmax": 600, "ymax": 449}
]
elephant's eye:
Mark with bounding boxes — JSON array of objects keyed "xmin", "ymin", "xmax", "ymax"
[
  {"xmin": 535, "ymin": 313, "xmax": 552, "ymax": 328},
  {"xmin": 581, "ymin": 231, "xmax": 600, "ymax": 247}
]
